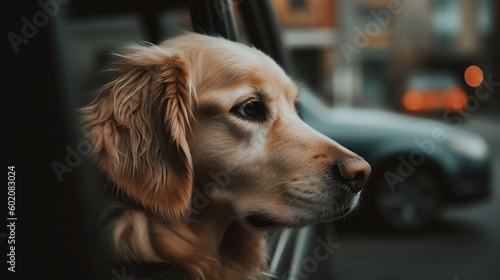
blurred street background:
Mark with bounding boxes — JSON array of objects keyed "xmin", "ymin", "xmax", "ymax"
[
  {"xmin": 273, "ymin": 0, "xmax": 499, "ymax": 111},
  {"xmin": 3, "ymin": 0, "xmax": 500, "ymax": 279},
  {"xmin": 335, "ymin": 117, "xmax": 500, "ymax": 280},
  {"xmin": 271, "ymin": 0, "xmax": 500, "ymax": 279}
]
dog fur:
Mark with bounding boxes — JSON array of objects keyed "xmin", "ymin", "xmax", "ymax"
[{"xmin": 81, "ymin": 33, "xmax": 370, "ymax": 280}]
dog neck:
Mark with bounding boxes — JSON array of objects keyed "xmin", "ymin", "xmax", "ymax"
[
  {"xmin": 193, "ymin": 203, "xmax": 269, "ymax": 279},
  {"xmin": 150, "ymin": 202, "xmax": 268, "ymax": 279}
]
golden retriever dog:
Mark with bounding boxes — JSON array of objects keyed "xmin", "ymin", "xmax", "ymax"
[{"xmin": 81, "ymin": 33, "xmax": 370, "ymax": 280}]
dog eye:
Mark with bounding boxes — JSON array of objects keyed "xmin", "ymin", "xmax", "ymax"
[
  {"xmin": 241, "ymin": 100, "xmax": 257, "ymax": 116},
  {"xmin": 231, "ymin": 99, "xmax": 267, "ymax": 121}
]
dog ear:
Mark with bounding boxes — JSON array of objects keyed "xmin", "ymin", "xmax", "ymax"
[{"xmin": 81, "ymin": 46, "xmax": 195, "ymax": 222}]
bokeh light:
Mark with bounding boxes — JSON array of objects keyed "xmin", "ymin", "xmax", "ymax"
[{"xmin": 464, "ymin": 65, "xmax": 484, "ymax": 87}]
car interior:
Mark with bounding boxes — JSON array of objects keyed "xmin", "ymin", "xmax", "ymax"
[{"xmin": 5, "ymin": 1, "xmax": 338, "ymax": 279}]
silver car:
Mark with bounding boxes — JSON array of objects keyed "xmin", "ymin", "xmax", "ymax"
[{"xmin": 300, "ymin": 89, "xmax": 491, "ymax": 231}]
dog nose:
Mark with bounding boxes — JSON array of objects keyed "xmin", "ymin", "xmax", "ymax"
[{"xmin": 337, "ymin": 159, "xmax": 371, "ymax": 193}]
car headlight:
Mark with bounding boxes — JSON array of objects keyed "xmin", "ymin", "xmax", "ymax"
[{"xmin": 447, "ymin": 135, "xmax": 489, "ymax": 160}]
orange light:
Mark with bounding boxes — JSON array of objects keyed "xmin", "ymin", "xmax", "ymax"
[
  {"xmin": 464, "ymin": 65, "xmax": 483, "ymax": 88},
  {"xmin": 402, "ymin": 91, "xmax": 423, "ymax": 112},
  {"xmin": 445, "ymin": 88, "xmax": 468, "ymax": 111}
]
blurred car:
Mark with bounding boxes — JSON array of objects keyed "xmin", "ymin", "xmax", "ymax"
[
  {"xmin": 300, "ymin": 89, "xmax": 491, "ymax": 231},
  {"xmin": 402, "ymin": 72, "xmax": 468, "ymax": 114}
]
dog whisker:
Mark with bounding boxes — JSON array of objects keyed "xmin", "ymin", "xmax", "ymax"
[
  {"xmin": 270, "ymin": 188, "xmax": 289, "ymax": 204},
  {"xmin": 284, "ymin": 194, "xmax": 302, "ymax": 215},
  {"xmin": 255, "ymin": 180, "xmax": 294, "ymax": 198}
]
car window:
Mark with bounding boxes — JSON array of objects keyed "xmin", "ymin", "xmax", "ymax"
[
  {"xmin": 409, "ymin": 74, "xmax": 458, "ymax": 90},
  {"xmin": 55, "ymin": 3, "xmax": 192, "ymax": 107}
]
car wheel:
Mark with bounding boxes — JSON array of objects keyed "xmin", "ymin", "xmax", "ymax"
[{"xmin": 371, "ymin": 166, "xmax": 441, "ymax": 231}]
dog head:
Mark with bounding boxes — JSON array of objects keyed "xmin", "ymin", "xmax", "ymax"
[{"xmin": 82, "ymin": 34, "xmax": 370, "ymax": 229}]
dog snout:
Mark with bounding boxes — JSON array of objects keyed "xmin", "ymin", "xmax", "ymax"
[{"xmin": 335, "ymin": 158, "xmax": 371, "ymax": 193}]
